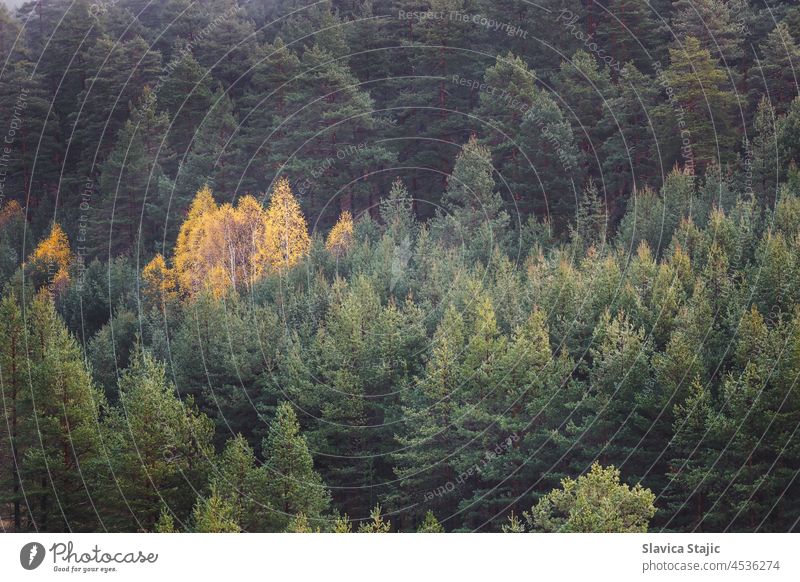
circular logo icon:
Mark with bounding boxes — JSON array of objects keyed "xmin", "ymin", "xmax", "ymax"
[{"xmin": 20, "ymin": 542, "xmax": 46, "ymax": 570}]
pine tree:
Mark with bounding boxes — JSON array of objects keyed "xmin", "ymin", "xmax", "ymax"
[
  {"xmin": 552, "ymin": 50, "xmax": 616, "ymax": 167},
  {"xmin": 237, "ymin": 38, "xmax": 301, "ymax": 193},
  {"xmin": 190, "ymin": 0, "xmax": 257, "ymax": 102},
  {"xmin": 393, "ymin": 303, "xmax": 467, "ymax": 525},
  {"xmin": 778, "ymin": 97, "xmax": 800, "ymax": 170},
  {"xmin": 266, "ymin": 0, "xmax": 349, "ymax": 58},
  {"xmin": 357, "ymin": 504, "xmax": 391, "ymax": 533},
  {"xmin": 599, "ymin": 63, "xmax": 663, "ymax": 201},
  {"xmin": 19, "ymin": 292, "xmax": 106, "ymax": 531},
  {"xmin": 157, "ymin": 52, "xmax": 214, "ymax": 165},
  {"xmin": 474, "ymin": 53, "xmax": 579, "ymax": 220},
  {"xmin": 521, "ymin": 463, "xmax": 656, "ymax": 532},
  {"xmin": 206, "ymin": 435, "xmax": 270, "ymax": 531},
  {"xmin": 303, "ymin": 277, "xmax": 425, "ymax": 519},
  {"xmin": 68, "ymin": 35, "xmax": 162, "ymax": 197},
  {"xmin": 169, "ymin": 294, "xmax": 285, "ymax": 445},
  {"xmin": 746, "ymin": 97, "xmax": 779, "ymax": 206},
  {"xmin": 757, "ymin": 21, "xmax": 800, "ymax": 114},
  {"xmin": 661, "ymin": 36, "xmax": 737, "ymax": 169},
  {"xmin": 100, "ymin": 347, "xmax": 214, "ymax": 531},
  {"xmin": 671, "ymin": 0, "xmax": 744, "ymax": 65},
  {"xmin": 93, "ymin": 87, "xmax": 173, "ymax": 258},
  {"xmin": 191, "ymin": 486, "xmax": 240, "ymax": 532},
  {"xmin": 0, "ymin": 8, "xmax": 62, "ymax": 219},
  {"xmin": 381, "ymin": 0, "xmax": 485, "ymax": 207},
  {"xmin": 593, "ymin": 0, "xmax": 664, "ymax": 73},
  {"xmin": 434, "ymin": 136, "xmax": 509, "ymax": 262},
  {"xmin": 261, "ymin": 402, "xmax": 330, "ymax": 531},
  {"xmin": 175, "ymin": 88, "xmax": 242, "ymax": 203},
  {"xmin": 0, "ymin": 293, "xmax": 27, "ymax": 530},
  {"xmin": 417, "ymin": 510, "xmax": 444, "ymax": 532},
  {"xmin": 276, "ymin": 44, "xmax": 395, "ymax": 219},
  {"xmin": 582, "ymin": 310, "xmax": 656, "ymax": 480}
]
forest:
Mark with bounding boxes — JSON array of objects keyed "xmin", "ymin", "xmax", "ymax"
[{"xmin": 1, "ymin": 0, "xmax": 799, "ymax": 533}]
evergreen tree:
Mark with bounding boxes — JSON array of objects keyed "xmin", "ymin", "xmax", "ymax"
[
  {"xmin": 520, "ymin": 463, "xmax": 656, "ymax": 532},
  {"xmin": 92, "ymin": 87, "xmax": 174, "ymax": 258},
  {"xmin": 592, "ymin": 0, "xmax": 664, "ymax": 73},
  {"xmin": 671, "ymin": 0, "xmax": 745, "ymax": 66},
  {"xmin": 474, "ymin": 53, "xmax": 579, "ymax": 221},
  {"xmin": 206, "ymin": 435, "xmax": 270, "ymax": 531},
  {"xmin": 68, "ymin": 35, "xmax": 162, "ymax": 197},
  {"xmin": 190, "ymin": 0, "xmax": 258, "ymax": 102},
  {"xmin": 746, "ymin": 97, "xmax": 779, "ymax": 205},
  {"xmin": 276, "ymin": 44, "xmax": 395, "ymax": 219},
  {"xmin": 100, "ymin": 347, "xmax": 214, "ymax": 531},
  {"xmin": 551, "ymin": 50, "xmax": 616, "ymax": 171},
  {"xmin": 157, "ymin": 52, "xmax": 214, "ymax": 166},
  {"xmin": 433, "ymin": 135, "xmax": 509, "ymax": 262},
  {"xmin": 261, "ymin": 402, "xmax": 330, "ymax": 531},
  {"xmin": 175, "ymin": 89, "xmax": 242, "ymax": 203},
  {"xmin": 660, "ymin": 37, "xmax": 737, "ymax": 169},
  {"xmin": 756, "ymin": 21, "xmax": 800, "ymax": 114},
  {"xmin": 0, "ymin": 293, "xmax": 27, "ymax": 530},
  {"xmin": 19, "ymin": 292, "xmax": 106, "ymax": 532},
  {"xmin": 599, "ymin": 63, "xmax": 663, "ymax": 202}
]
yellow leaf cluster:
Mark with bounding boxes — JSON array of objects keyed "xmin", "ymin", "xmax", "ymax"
[
  {"xmin": 142, "ymin": 253, "xmax": 177, "ymax": 308},
  {"xmin": 259, "ymin": 178, "xmax": 311, "ymax": 271},
  {"xmin": 325, "ymin": 211, "xmax": 354, "ymax": 258},
  {"xmin": 172, "ymin": 180, "xmax": 310, "ymax": 296},
  {"xmin": 31, "ymin": 223, "xmax": 71, "ymax": 287}
]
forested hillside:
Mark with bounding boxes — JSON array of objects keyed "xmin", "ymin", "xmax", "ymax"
[{"xmin": 1, "ymin": 0, "xmax": 799, "ymax": 532}]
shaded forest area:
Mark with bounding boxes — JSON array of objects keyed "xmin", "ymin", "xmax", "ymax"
[{"xmin": 1, "ymin": 0, "xmax": 800, "ymax": 532}]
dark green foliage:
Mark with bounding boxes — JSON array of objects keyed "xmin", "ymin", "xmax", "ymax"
[{"xmin": 3, "ymin": 0, "xmax": 800, "ymax": 535}]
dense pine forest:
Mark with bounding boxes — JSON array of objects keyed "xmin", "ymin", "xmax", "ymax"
[{"xmin": 1, "ymin": 0, "xmax": 800, "ymax": 533}]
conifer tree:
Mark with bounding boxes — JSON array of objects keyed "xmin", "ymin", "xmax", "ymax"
[
  {"xmin": 20, "ymin": 292, "xmax": 106, "ymax": 531},
  {"xmin": 599, "ymin": 63, "xmax": 663, "ymax": 200},
  {"xmin": 757, "ymin": 21, "xmax": 800, "ymax": 114},
  {"xmin": 0, "ymin": 293, "xmax": 27, "ymax": 530},
  {"xmin": 661, "ymin": 37, "xmax": 737, "ymax": 169},
  {"xmin": 100, "ymin": 347, "xmax": 214, "ymax": 531},
  {"xmin": 261, "ymin": 402, "xmax": 330, "ymax": 531},
  {"xmin": 158, "ymin": 53, "xmax": 214, "ymax": 164},
  {"xmin": 552, "ymin": 50, "xmax": 616, "ymax": 166},
  {"xmin": 191, "ymin": 485, "xmax": 241, "ymax": 532},
  {"xmin": 474, "ymin": 53, "xmax": 579, "ymax": 220},
  {"xmin": 671, "ymin": 0, "xmax": 744, "ymax": 65},
  {"xmin": 434, "ymin": 136, "xmax": 509, "ymax": 261},
  {"xmin": 93, "ymin": 87, "xmax": 173, "ymax": 258},
  {"xmin": 207, "ymin": 435, "xmax": 270, "ymax": 531},
  {"xmin": 521, "ymin": 463, "xmax": 656, "ymax": 532},
  {"xmin": 417, "ymin": 510, "xmax": 445, "ymax": 532}
]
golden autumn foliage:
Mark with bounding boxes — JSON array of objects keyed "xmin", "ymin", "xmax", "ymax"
[
  {"xmin": 172, "ymin": 181, "xmax": 310, "ymax": 297},
  {"xmin": 260, "ymin": 178, "xmax": 311, "ymax": 271},
  {"xmin": 174, "ymin": 185, "xmax": 216, "ymax": 294},
  {"xmin": 31, "ymin": 223, "xmax": 71, "ymax": 292},
  {"xmin": 142, "ymin": 253, "xmax": 177, "ymax": 308},
  {"xmin": 325, "ymin": 211, "xmax": 354, "ymax": 258}
]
